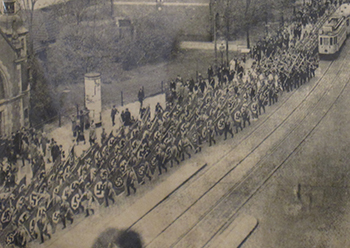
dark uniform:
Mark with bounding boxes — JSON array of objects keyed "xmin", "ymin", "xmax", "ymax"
[
  {"xmin": 207, "ymin": 124, "xmax": 216, "ymax": 147},
  {"xmin": 103, "ymin": 179, "xmax": 115, "ymax": 207},
  {"xmin": 60, "ymin": 200, "xmax": 74, "ymax": 229},
  {"xmin": 241, "ymin": 105, "xmax": 251, "ymax": 128},
  {"xmin": 156, "ymin": 149, "xmax": 167, "ymax": 175},
  {"xmin": 223, "ymin": 116, "xmax": 234, "ymax": 140},
  {"xmin": 126, "ymin": 170, "xmax": 137, "ymax": 196},
  {"xmin": 37, "ymin": 213, "xmax": 51, "ymax": 244},
  {"xmin": 258, "ymin": 93, "xmax": 266, "ymax": 115},
  {"xmin": 233, "ymin": 110, "xmax": 243, "ymax": 133},
  {"xmin": 111, "ymin": 106, "xmax": 119, "ymax": 126}
]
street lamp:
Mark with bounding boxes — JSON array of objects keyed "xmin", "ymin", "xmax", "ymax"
[
  {"xmin": 219, "ymin": 42, "xmax": 225, "ymax": 66},
  {"xmin": 58, "ymin": 89, "xmax": 71, "ymax": 127}
]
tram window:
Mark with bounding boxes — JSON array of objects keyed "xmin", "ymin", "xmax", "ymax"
[
  {"xmin": 330, "ymin": 37, "xmax": 333, "ymax": 45},
  {"xmin": 324, "ymin": 38, "xmax": 329, "ymax": 45},
  {"xmin": 320, "ymin": 37, "xmax": 323, "ymax": 45}
]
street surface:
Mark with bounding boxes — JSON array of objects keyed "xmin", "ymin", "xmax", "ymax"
[{"xmin": 25, "ymin": 36, "xmax": 350, "ymax": 248}]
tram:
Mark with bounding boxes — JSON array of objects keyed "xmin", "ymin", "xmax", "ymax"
[{"xmin": 319, "ymin": 4, "xmax": 350, "ymax": 55}]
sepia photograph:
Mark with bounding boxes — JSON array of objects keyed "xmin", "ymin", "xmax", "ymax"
[{"xmin": 0, "ymin": 0, "xmax": 349, "ymax": 247}]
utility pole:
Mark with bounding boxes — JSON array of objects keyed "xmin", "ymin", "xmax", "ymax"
[
  {"xmin": 214, "ymin": 13, "xmax": 218, "ymax": 68},
  {"xmin": 225, "ymin": 0, "xmax": 229, "ymax": 68}
]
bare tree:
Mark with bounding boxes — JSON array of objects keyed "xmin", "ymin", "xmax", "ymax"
[{"xmin": 273, "ymin": 0, "xmax": 296, "ymax": 25}]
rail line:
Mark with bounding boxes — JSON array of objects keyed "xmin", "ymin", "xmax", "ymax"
[
  {"xmin": 142, "ymin": 43, "xmax": 350, "ymax": 247},
  {"xmin": 175, "ymin": 43, "xmax": 350, "ymax": 247},
  {"xmin": 203, "ymin": 59, "xmax": 350, "ymax": 248}
]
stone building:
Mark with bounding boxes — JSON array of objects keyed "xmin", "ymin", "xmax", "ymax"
[{"xmin": 0, "ymin": 0, "xmax": 30, "ymax": 136}]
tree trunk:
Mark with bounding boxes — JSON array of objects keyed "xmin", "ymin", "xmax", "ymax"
[
  {"xmin": 110, "ymin": 0, "xmax": 114, "ymax": 17},
  {"xmin": 226, "ymin": 15, "xmax": 229, "ymax": 67},
  {"xmin": 246, "ymin": 27, "xmax": 250, "ymax": 49}
]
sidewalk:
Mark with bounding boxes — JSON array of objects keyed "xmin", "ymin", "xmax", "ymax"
[
  {"xmin": 180, "ymin": 41, "xmax": 250, "ymax": 53},
  {"xmin": 46, "ymin": 93, "xmax": 166, "ymax": 159},
  {"xmin": 15, "ymin": 93, "xmax": 166, "ymax": 184}
]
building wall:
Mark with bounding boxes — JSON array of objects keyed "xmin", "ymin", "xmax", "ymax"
[
  {"xmin": 114, "ymin": 2, "xmax": 211, "ymax": 41},
  {"xmin": 0, "ymin": 33, "xmax": 30, "ymax": 136}
]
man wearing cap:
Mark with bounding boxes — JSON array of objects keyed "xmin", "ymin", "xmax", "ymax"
[
  {"xmin": 60, "ymin": 198, "xmax": 74, "ymax": 229},
  {"xmin": 138, "ymin": 87, "xmax": 145, "ymax": 108},
  {"xmin": 37, "ymin": 212, "xmax": 51, "ymax": 244},
  {"xmin": 111, "ymin": 106, "xmax": 119, "ymax": 126},
  {"xmin": 124, "ymin": 108, "xmax": 131, "ymax": 126},
  {"xmin": 82, "ymin": 183, "xmax": 95, "ymax": 217},
  {"xmin": 126, "ymin": 169, "xmax": 137, "ymax": 196},
  {"xmin": 224, "ymin": 116, "xmax": 234, "ymax": 140},
  {"xmin": 103, "ymin": 177, "xmax": 116, "ymax": 207}
]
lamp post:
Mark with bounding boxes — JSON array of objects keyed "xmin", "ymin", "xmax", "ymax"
[
  {"xmin": 219, "ymin": 42, "xmax": 225, "ymax": 66},
  {"xmin": 214, "ymin": 13, "xmax": 218, "ymax": 68},
  {"xmin": 225, "ymin": 0, "xmax": 230, "ymax": 68},
  {"xmin": 58, "ymin": 89, "xmax": 70, "ymax": 127}
]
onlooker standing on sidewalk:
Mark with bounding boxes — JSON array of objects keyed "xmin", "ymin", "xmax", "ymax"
[
  {"xmin": 138, "ymin": 87, "xmax": 145, "ymax": 108},
  {"xmin": 51, "ymin": 140, "xmax": 60, "ymax": 163},
  {"xmin": 111, "ymin": 106, "xmax": 119, "ymax": 126},
  {"xmin": 79, "ymin": 110, "xmax": 85, "ymax": 132},
  {"xmin": 41, "ymin": 132, "xmax": 48, "ymax": 157},
  {"xmin": 123, "ymin": 108, "xmax": 132, "ymax": 126},
  {"xmin": 101, "ymin": 128, "xmax": 107, "ymax": 145},
  {"xmin": 76, "ymin": 128, "xmax": 86, "ymax": 145}
]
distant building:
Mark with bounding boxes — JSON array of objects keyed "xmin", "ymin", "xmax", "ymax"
[{"xmin": 0, "ymin": 0, "xmax": 30, "ymax": 136}]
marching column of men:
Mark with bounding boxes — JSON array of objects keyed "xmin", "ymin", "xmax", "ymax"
[{"xmin": 0, "ymin": 1, "xmax": 328, "ymax": 246}]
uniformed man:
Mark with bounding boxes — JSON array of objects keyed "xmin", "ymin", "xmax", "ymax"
[
  {"xmin": 81, "ymin": 183, "xmax": 95, "ymax": 216},
  {"xmin": 223, "ymin": 116, "xmax": 234, "ymax": 140},
  {"xmin": 140, "ymin": 161, "xmax": 152, "ymax": 185},
  {"xmin": 101, "ymin": 128, "xmax": 107, "ymax": 145},
  {"xmin": 164, "ymin": 141, "xmax": 180, "ymax": 168},
  {"xmin": 233, "ymin": 110, "xmax": 243, "ymax": 133},
  {"xmin": 37, "ymin": 212, "xmax": 51, "ymax": 244},
  {"xmin": 155, "ymin": 102, "xmax": 163, "ymax": 115},
  {"xmin": 241, "ymin": 104, "xmax": 251, "ymax": 128},
  {"xmin": 60, "ymin": 198, "xmax": 74, "ymax": 229},
  {"xmin": 126, "ymin": 169, "xmax": 137, "ymax": 196},
  {"xmin": 207, "ymin": 122, "xmax": 216, "ymax": 147},
  {"xmin": 258, "ymin": 92, "xmax": 266, "ymax": 115},
  {"xmin": 178, "ymin": 136, "xmax": 192, "ymax": 161},
  {"xmin": 250, "ymin": 98, "xmax": 259, "ymax": 120}
]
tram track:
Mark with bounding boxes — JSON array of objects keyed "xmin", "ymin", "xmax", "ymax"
[
  {"xmin": 141, "ymin": 43, "xmax": 350, "ymax": 247},
  {"xmin": 173, "ymin": 45, "xmax": 350, "ymax": 247},
  {"xmin": 137, "ymin": 58, "xmax": 333, "ymax": 247}
]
